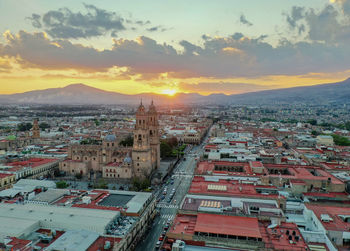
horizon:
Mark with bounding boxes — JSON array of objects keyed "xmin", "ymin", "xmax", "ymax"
[
  {"xmin": 1, "ymin": 0, "xmax": 350, "ymax": 96},
  {"xmin": 1, "ymin": 78, "xmax": 350, "ymax": 97}
]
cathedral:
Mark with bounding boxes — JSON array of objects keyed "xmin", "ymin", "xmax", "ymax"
[
  {"xmin": 132, "ymin": 101, "xmax": 160, "ymax": 178},
  {"xmin": 59, "ymin": 101, "xmax": 160, "ymax": 180}
]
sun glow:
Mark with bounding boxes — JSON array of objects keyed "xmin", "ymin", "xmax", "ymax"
[{"xmin": 161, "ymin": 89, "xmax": 177, "ymax": 96}]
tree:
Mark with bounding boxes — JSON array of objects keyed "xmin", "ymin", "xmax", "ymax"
[
  {"xmin": 160, "ymin": 141, "xmax": 172, "ymax": 158},
  {"xmin": 17, "ymin": 123, "xmax": 32, "ymax": 132},
  {"xmin": 307, "ymin": 119, "xmax": 317, "ymax": 126},
  {"xmin": 167, "ymin": 137, "xmax": 178, "ymax": 148},
  {"xmin": 119, "ymin": 135, "xmax": 134, "ymax": 147},
  {"xmin": 332, "ymin": 134, "xmax": 350, "ymax": 146},
  {"xmin": 311, "ymin": 130, "xmax": 319, "ymax": 136},
  {"xmin": 75, "ymin": 173, "xmax": 83, "ymax": 179},
  {"xmin": 39, "ymin": 122, "xmax": 51, "ymax": 130},
  {"xmin": 132, "ymin": 177, "xmax": 151, "ymax": 191},
  {"xmin": 56, "ymin": 181, "xmax": 69, "ymax": 189}
]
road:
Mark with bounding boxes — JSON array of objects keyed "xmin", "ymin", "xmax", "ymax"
[{"xmin": 135, "ymin": 140, "xmax": 207, "ymax": 251}]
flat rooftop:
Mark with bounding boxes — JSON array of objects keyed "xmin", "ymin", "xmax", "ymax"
[{"xmin": 99, "ymin": 194, "xmax": 134, "ymax": 207}]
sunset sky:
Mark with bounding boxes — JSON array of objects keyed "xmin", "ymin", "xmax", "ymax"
[{"xmin": 0, "ymin": 0, "xmax": 350, "ymax": 95}]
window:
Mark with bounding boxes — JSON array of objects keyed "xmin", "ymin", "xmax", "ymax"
[{"xmin": 107, "ymin": 143, "xmax": 109, "ymax": 147}]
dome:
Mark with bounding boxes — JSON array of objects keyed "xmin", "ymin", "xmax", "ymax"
[
  {"xmin": 104, "ymin": 134, "xmax": 117, "ymax": 142},
  {"xmin": 123, "ymin": 156, "xmax": 132, "ymax": 164},
  {"xmin": 136, "ymin": 100, "xmax": 146, "ymax": 114},
  {"xmin": 148, "ymin": 100, "xmax": 157, "ymax": 114}
]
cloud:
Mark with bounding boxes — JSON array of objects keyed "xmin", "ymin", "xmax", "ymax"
[
  {"xmin": 239, "ymin": 14, "xmax": 253, "ymax": 26},
  {"xmin": 285, "ymin": 3, "xmax": 350, "ymax": 43},
  {"xmin": 178, "ymin": 82, "xmax": 270, "ymax": 94},
  {"xmin": 1, "ymin": 30, "xmax": 350, "ymax": 79},
  {"xmin": 330, "ymin": 0, "xmax": 350, "ymax": 15},
  {"xmin": 26, "ymin": 14, "xmax": 42, "ymax": 28},
  {"xmin": 146, "ymin": 25, "xmax": 168, "ymax": 32},
  {"xmin": 28, "ymin": 4, "xmax": 126, "ymax": 39}
]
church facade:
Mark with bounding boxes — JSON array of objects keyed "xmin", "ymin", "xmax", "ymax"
[
  {"xmin": 59, "ymin": 101, "xmax": 160, "ymax": 180},
  {"xmin": 132, "ymin": 101, "xmax": 160, "ymax": 178}
]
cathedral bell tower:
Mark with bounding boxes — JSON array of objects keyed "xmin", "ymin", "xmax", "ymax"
[
  {"xmin": 132, "ymin": 101, "xmax": 153, "ymax": 178},
  {"xmin": 148, "ymin": 100, "xmax": 160, "ymax": 169},
  {"xmin": 32, "ymin": 118, "xmax": 40, "ymax": 139}
]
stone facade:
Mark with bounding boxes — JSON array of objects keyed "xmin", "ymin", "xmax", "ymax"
[
  {"xmin": 60, "ymin": 102, "xmax": 160, "ymax": 180},
  {"xmin": 32, "ymin": 118, "xmax": 40, "ymax": 139},
  {"xmin": 60, "ymin": 135, "xmax": 132, "ymax": 177},
  {"xmin": 132, "ymin": 101, "xmax": 160, "ymax": 178}
]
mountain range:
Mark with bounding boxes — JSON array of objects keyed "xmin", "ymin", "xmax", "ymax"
[{"xmin": 0, "ymin": 78, "xmax": 349, "ymax": 105}]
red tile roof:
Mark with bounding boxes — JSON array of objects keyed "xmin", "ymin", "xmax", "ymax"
[
  {"xmin": 306, "ymin": 204, "xmax": 350, "ymax": 232},
  {"xmin": 7, "ymin": 158, "xmax": 58, "ymax": 169},
  {"xmin": 195, "ymin": 213, "xmax": 262, "ymax": 238}
]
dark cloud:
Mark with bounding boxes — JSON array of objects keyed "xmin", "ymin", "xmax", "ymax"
[
  {"xmin": 179, "ymin": 82, "xmax": 270, "ymax": 94},
  {"xmin": 285, "ymin": 3, "xmax": 350, "ymax": 43},
  {"xmin": 146, "ymin": 25, "xmax": 168, "ymax": 32},
  {"xmin": 135, "ymin": 20, "xmax": 151, "ymax": 26},
  {"xmin": 1, "ymin": 30, "xmax": 350, "ymax": 78},
  {"xmin": 28, "ymin": 4, "xmax": 126, "ymax": 39},
  {"xmin": 239, "ymin": 14, "xmax": 253, "ymax": 26},
  {"xmin": 26, "ymin": 14, "xmax": 42, "ymax": 28}
]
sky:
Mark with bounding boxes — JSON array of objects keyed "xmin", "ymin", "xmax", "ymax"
[{"xmin": 0, "ymin": 0, "xmax": 350, "ymax": 95}]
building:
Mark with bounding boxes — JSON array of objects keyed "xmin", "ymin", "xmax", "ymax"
[
  {"xmin": 32, "ymin": 118, "xmax": 40, "ymax": 139},
  {"xmin": 132, "ymin": 101, "xmax": 160, "ymax": 178},
  {"xmin": 316, "ymin": 135, "xmax": 334, "ymax": 146},
  {"xmin": 60, "ymin": 135, "xmax": 131, "ymax": 177},
  {"xmin": 0, "ymin": 173, "xmax": 15, "ymax": 191}
]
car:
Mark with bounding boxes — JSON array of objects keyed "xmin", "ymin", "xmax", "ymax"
[
  {"xmin": 159, "ymin": 234, "xmax": 164, "ymax": 241},
  {"xmin": 170, "ymin": 180, "xmax": 174, "ymax": 185},
  {"xmin": 167, "ymin": 198, "xmax": 172, "ymax": 203},
  {"xmin": 161, "ymin": 195, "xmax": 165, "ymax": 200},
  {"xmin": 163, "ymin": 225, "xmax": 169, "ymax": 230},
  {"xmin": 155, "ymin": 241, "xmax": 161, "ymax": 249}
]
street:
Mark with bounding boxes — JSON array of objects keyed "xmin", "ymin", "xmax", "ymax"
[{"xmin": 135, "ymin": 143, "xmax": 204, "ymax": 251}]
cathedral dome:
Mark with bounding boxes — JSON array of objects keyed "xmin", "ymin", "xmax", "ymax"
[
  {"xmin": 104, "ymin": 134, "xmax": 117, "ymax": 142},
  {"xmin": 136, "ymin": 101, "xmax": 146, "ymax": 115},
  {"xmin": 123, "ymin": 156, "xmax": 132, "ymax": 164},
  {"xmin": 148, "ymin": 100, "xmax": 157, "ymax": 114}
]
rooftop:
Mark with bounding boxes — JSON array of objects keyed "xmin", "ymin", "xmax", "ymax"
[
  {"xmin": 306, "ymin": 203, "xmax": 350, "ymax": 232},
  {"xmin": 195, "ymin": 213, "xmax": 262, "ymax": 238}
]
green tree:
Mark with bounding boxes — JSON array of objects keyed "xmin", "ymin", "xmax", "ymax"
[
  {"xmin": 307, "ymin": 119, "xmax": 317, "ymax": 126},
  {"xmin": 311, "ymin": 130, "xmax": 319, "ymax": 136},
  {"xmin": 160, "ymin": 141, "xmax": 172, "ymax": 158},
  {"xmin": 332, "ymin": 134, "xmax": 350, "ymax": 146},
  {"xmin": 39, "ymin": 122, "xmax": 51, "ymax": 130},
  {"xmin": 17, "ymin": 123, "xmax": 32, "ymax": 132},
  {"xmin": 56, "ymin": 181, "xmax": 69, "ymax": 189},
  {"xmin": 119, "ymin": 135, "xmax": 134, "ymax": 147}
]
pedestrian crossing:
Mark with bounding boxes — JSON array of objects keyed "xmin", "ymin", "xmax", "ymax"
[
  {"xmin": 172, "ymin": 173, "xmax": 193, "ymax": 179},
  {"xmin": 157, "ymin": 203, "xmax": 179, "ymax": 209},
  {"xmin": 161, "ymin": 214, "xmax": 175, "ymax": 220}
]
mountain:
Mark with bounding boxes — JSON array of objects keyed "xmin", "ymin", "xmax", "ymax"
[
  {"xmin": 0, "ymin": 78, "xmax": 349, "ymax": 105},
  {"xmin": 0, "ymin": 83, "xmax": 229, "ymax": 105},
  {"xmin": 229, "ymin": 77, "xmax": 350, "ymax": 105}
]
